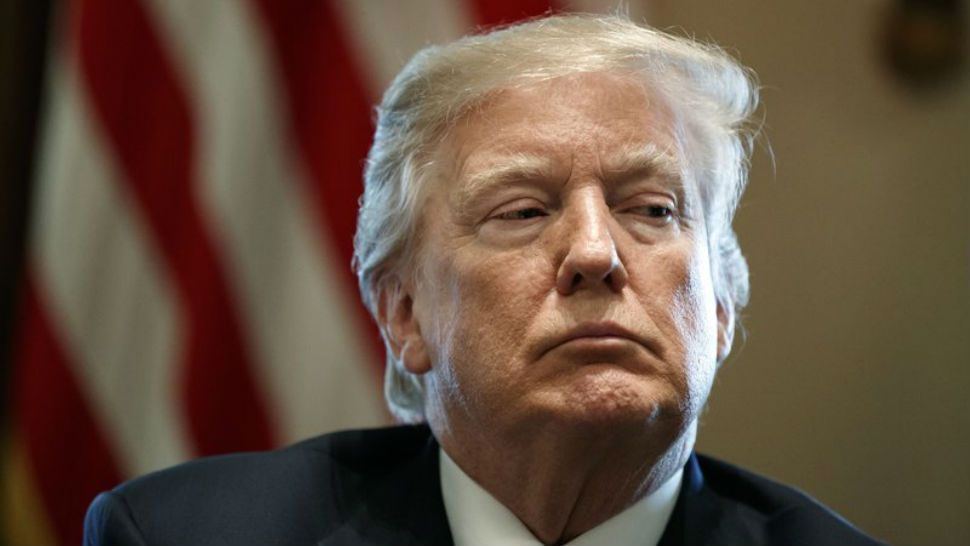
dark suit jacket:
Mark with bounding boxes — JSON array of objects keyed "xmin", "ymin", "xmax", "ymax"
[{"xmin": 84, "ymin": 424, "xmax": 886, "ymax": 545}]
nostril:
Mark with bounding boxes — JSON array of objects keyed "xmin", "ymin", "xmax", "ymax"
[{"xmin": 570, "ymin": 271, "xmax": 615, "ymax": 290}]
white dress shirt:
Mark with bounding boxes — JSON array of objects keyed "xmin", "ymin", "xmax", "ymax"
[{"xmin": 440, "ymin": 449, "xmax": 682, "ymax": 546}]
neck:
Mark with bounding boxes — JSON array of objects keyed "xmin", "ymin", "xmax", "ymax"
[{"xmin": 436, "ymin": 419, "xmax": 695, "ymax": 545}]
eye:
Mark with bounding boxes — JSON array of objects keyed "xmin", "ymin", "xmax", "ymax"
[
  {"xmin": 623, "ymin": 204, "xmax": 674, "ymax": 223},
  {"xmin": 494, "ymin": 207, "xmax": 548, "ymax": 221},
  {"xmin": 639, "ymin": 205, "xmax": 671, "ymax": 218}
]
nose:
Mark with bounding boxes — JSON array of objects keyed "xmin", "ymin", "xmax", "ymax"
[{"xmin": 555, "ymin": 193, "xmax": 629, "ymax": 295}]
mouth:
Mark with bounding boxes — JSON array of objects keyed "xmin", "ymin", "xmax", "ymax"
[{"xmin": 541, "ymin": 321, "xmax": 654, "ymax": 358}]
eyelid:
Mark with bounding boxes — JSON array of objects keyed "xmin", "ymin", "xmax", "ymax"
[
  {"xmin": 614, "ymin": 192, "xmax": 678, "ymax": 212},
  {"xmin": 485, "ymin": 197, "xmax": 548, "ymax": 220},
  {"xmin": 614, "ymin": 193, "xmax": 682, "ymax": 229}
]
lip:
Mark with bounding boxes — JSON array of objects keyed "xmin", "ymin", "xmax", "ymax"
[{"xmin": 541, "ymin": 321, "xmax": 653, "ymax": 357}]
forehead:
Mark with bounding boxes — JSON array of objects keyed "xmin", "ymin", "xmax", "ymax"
[{"xmin": 429, "ymin": 72, "xmax": 683, "ymax": 197}]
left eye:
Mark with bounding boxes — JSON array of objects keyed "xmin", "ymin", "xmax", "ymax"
[{"xmin": 625, "ymin": 205, "xmax": 673, "ymax": 219}]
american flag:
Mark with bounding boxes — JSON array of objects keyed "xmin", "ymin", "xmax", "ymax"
[{"xmin": 3, "ymin": 1, "xmax": 633, "ymax": 544}]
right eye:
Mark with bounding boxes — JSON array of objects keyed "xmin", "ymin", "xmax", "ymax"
[{"xmin": 494, "ymin": 207, "xmax": 548, "ymax": 221}]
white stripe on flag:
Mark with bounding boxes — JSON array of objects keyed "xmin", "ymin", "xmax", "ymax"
[
  {"xmin": 333, "ymin": 0, "xmax": 474, "ymax": 97},
  {"xmin": 32, "ymin": 55, "xmax": 191, "ymax": 475},
  {"xmin": 145, "ymin": 0, "xmax": 386, "ymax": 442}
]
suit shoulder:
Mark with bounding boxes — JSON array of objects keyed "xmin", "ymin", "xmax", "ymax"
[
  {"xmin": 84, "ymin": 491, "xmax": 149, "ymax": 546},
  {"xmin": 695, "ymin": 453, "xmax": 822, "ymax": 512},
  {"xmin": 116, "ymin": 424, "xmax": 429, "ymax": 495},
  {"xmin": 87, "ymin": 425, "xmax": 432, "ymax": 546},
  {"xmin": 695, "ymin": 453, "xmax": 888, "ymax": 546}
]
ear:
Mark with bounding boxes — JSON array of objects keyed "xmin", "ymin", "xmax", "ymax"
[
  {"xmin": 715, "ymin": 299, "xmax": 735, "ymax": 366},
  {"xmin": 376, "ymin": 278, "xmax": 432, "ymax": 375}
]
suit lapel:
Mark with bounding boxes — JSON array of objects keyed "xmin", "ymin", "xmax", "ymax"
[
  {"xmin": 658, "ymin": 453, "xmax": 718, "ymax": 546},
  {"xmin": 313, "ymin": 432, "xmax": 780, "ymax": 546},
  {"xmin": 657, "ymin": 453, "xmax": 769, "ymax": 546},
  {"xmin": 317, "ymin": 429, "xmax": 454, "ymax": 546}
]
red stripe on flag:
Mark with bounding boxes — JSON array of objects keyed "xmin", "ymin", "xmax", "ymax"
[
  {"xmin": 469, "ymin": 0, "xmax": 557, "ymax": 27},
  {"xmin": 248, "ymin": 0, "xmax": 384, "ymax": 375},
  {"xmin": 74, "ymin": 0, "xmax": 276, "ymax": 455},
  {"xmin": 14, "ymin": 274, "xmax": 125, "ymax": 546}
]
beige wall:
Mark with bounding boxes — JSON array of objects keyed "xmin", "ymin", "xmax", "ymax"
[{"xmin": 649, "ymin": 1, "xmax": 970, "ymax": 545}]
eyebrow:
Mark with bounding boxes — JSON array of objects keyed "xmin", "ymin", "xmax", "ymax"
[
  {"xmin": 453, "ymin": 153, "xmax": 561, "ymax": 214},
  {"xmin": 452, "ymin": 143, "xmax": 686, "ymax": 217},
  {"xmin": 601, "ymin": 143, "xmax": 684, "ymax": 187}
]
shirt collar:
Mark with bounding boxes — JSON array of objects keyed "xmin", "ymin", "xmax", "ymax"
[{"xmin": 439, "ymin": 448, "xmax": 683, "ymax": 546}]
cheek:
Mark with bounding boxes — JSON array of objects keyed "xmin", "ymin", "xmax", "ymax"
[
  {"xmin": 633, "ymin": 242, "xmax": 718, "ymax": 377},
  {"xmin": 420, "ymin": 249, "xmax": 551, "ymax": 420},
  {"xmin": 421, "ymin": 248, "xmax": 549, "ymax": 369},
  {"xmin": 458, "ymin": 252, "xmax": 548, "ymax": 353},
  {"xmin": 667, "ymin": 248, "xmax": 720, "ymax": 405}
]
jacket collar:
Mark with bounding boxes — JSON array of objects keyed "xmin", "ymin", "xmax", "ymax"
[
  {"xmin": 315, "ymin": 426, "xmax": 734, "ymax": 546},
  {"xmin": 317, "ymin": 428, "xmax": 454, "ymax": 546}
]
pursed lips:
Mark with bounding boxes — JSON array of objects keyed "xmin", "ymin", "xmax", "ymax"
[{"xmin": 540, "ymin": 321, "xmax": 655, "ymax": 358}]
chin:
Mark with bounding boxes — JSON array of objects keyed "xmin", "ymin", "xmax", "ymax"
[{"xmin": 544, "ymin": 366, "xmax": 685, "ymax": 429}]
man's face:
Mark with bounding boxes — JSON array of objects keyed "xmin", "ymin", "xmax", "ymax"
[{"xmin": 395, "ymin": 72, "xmax": 726, "ymax": 445}]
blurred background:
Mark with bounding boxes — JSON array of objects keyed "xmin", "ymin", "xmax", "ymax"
[{"xmin": 0, "ymin": 0, "xmax": 966, "ymax": 544}]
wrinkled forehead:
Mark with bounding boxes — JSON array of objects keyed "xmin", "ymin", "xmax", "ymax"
[
  {"xmin": 449, "ymin": 72, "xmax": 680, "ymax": 146},
  {"xmin": 424, "ymin": 72, "xmax": 693, "ymax": 206}
]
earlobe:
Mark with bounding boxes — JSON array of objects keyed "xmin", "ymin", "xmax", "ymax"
[
  {"xmin": 400, "ymin": 338, "xmax": 432, "ymax": 375},
  {"xmin": 376, "ymin": 278, "xmax": 432, "ymax": 375},
  {"xmin": 716, "ymin": 301, "xmax": 735, "ymax": 365}
]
